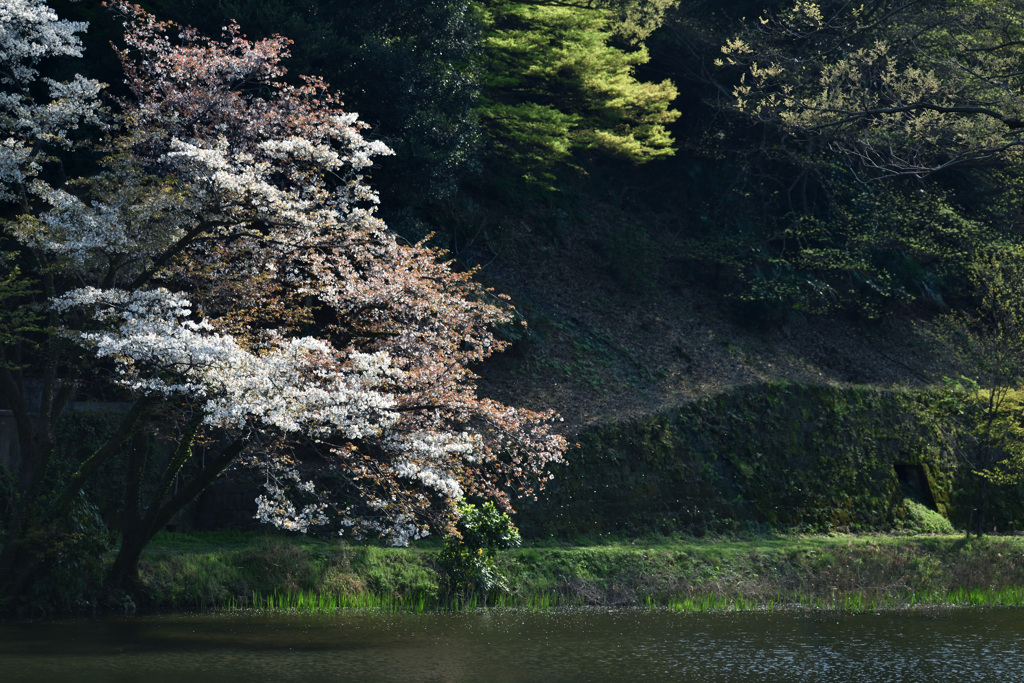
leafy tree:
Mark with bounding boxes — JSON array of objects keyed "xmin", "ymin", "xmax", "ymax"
[
  {"xmin": 0, "ymin": 0, "xmax": 565, "ymax": 608},
  {"xmin": 718, "ymin": 0, "xmax": 1024, "ymax": 177},
  {"xmin": 476, "ymin": 0, "xmax": 680, "ymax": 186},
  {"xmin": 930, "ymin": 249, "xmax": 1024, "ymax": 535},
  {"xmin": 651, "ymin": 0, "xmax": 1024, "ymax": 319}
]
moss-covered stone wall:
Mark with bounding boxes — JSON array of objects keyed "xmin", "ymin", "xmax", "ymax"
[{"xmin": 515, "ymin": 383, "xmax": 1024, "ymax": 537}]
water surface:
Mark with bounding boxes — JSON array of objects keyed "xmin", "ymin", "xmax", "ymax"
[{"xmin": 2, "ymin": 608, "xmax": 1023, "ymax": 681}]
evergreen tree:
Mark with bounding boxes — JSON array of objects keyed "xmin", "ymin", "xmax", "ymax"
[{"xmin": 476, "ymin": 0, "xmax": 679, "ymax": 186}]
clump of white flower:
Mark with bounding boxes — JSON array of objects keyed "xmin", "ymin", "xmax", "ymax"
[
  {"xmin": 0, "ymin": 2, "xmax": 103, "ymax": 204},
  {"xmin": 258, "ymin": 137, "xmax": 346, "ymax": 170},
  {"xmin": 0, "ymin": 0, "xmax": 88, "ymax": 86},
  {"xmin": 17, "ymin": 187, "xmax": 134, "ymax": 263},
  {"xmin": 341, "ymin": 508, "xmax": 430, "ymax": 547},
  {"xmin": 0, "ymin": 137, "xmax": 31, "ymax": 202},
  {"xmin": 166, "ymin": 137, "xmax": 326, "ymax": 231},
  {"xmin": 385, "ymin": 431, "xmax": 485, "ymax": 501},
  {"xmin": 54, "ymin": 287, "xmax": 403, "ymax": 438},
  {"xmin": 255, "ymin": 483, "xmax": 328, "ymax": 533},
  {"xmin": 392, "ymin": 460, "xmax": 465, "ymax": 501}
]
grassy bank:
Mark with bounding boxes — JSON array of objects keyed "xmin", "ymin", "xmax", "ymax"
[{"xmin": 135, "ymin": 531, "xmax": 1024, "ymax": 614}]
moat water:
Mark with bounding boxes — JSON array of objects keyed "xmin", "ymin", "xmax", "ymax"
[{"xmin": 2, "ymin": 607, "xmax": 1023, "ymax": 681}]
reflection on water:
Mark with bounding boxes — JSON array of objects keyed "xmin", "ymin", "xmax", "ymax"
[{"xmin": 2, "ymin": 608, "xmax": 1024, "ymax": 682}]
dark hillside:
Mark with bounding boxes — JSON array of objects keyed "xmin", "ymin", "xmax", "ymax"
[{"xmin": 468, "ymin": 174, "xmax": 945, "ymax": 431}]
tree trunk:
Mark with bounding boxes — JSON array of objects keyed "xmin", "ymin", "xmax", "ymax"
[
  {"xmin": 105, "ymin": 531, "xmax": 150, "ymax": 602},
  {"xmin": 103, "ymin": 438, "xmax": 247, "ymax": 601},
  {"xmin": 0, "ymin": 373, "xmax": 51, "ymax": 608},
  {"xmin": 976, "ymin": 479, "xmax": 988, "ymax": 538}
]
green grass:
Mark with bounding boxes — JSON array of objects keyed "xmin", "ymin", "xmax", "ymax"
[
  {"xmin": 658, "ymin": 586, "xmax": 1024, "ymax": 613},
  {"xmin": 233, "ymin": 589, "xmax": 589, "ymax": 614},
  {"xmin": 136, "ymin": 531, "xmax": 1024, "ymax": 614}
]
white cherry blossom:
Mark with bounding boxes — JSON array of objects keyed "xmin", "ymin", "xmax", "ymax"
[{"xmin": 0, "ymin": 0, "xmax": 88, "ymax": 85}]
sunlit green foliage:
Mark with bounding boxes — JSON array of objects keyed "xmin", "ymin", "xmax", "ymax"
[
  {"xmin": 135, "ymin": 531, "xmax": 1024, "ymax": 613},
  {"xmin": 437, "ymin": 500, "xmax": 521, "ymax": 597},
  {"xmin": 476, "ymin": 0, "xmax": 679, "ymax": 186},
  {"xmin": 902, "ymin": 498, "xmax": 956, "ymax": 535},
  {"xmin": 719, "ymin": 0, "xmax": 1024, "ymax": 176}
]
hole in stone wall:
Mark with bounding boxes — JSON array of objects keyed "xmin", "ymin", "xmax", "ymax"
[{"xmin": 894, "ymin": 463, "xmax": 938, "ymax": 510}]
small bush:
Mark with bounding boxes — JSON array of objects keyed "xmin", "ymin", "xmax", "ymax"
[
  {"xmin": 13, "ymin": 494, "xmax": 111, "ymax": 616},
  {"xmin": 438, "ymin": 501, "xmax": 521, "ymax": 598}
]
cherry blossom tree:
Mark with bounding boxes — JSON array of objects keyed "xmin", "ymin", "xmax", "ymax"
[{"xmin": 0, "ymin": 0, "xmax": 565, "ymax": 603}]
